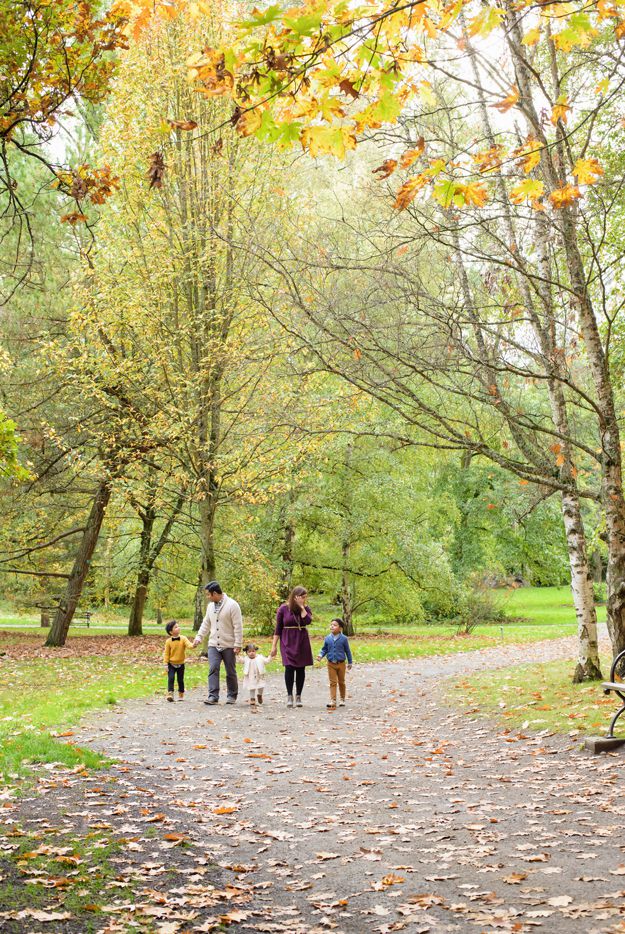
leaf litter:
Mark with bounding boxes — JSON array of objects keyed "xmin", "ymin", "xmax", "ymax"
[{"xmin": 2, "ymin": 635, "xmax": 625, "ymax": 930}]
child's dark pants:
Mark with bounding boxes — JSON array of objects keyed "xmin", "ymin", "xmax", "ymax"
[{"xmin": 167, "ymin": 663, "xmax": 185, "ymax": 693}]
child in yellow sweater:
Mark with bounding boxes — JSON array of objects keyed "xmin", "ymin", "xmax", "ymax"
[{"xmin": 163, "ymin": 620, "xmax": 194, "ymax": 702}]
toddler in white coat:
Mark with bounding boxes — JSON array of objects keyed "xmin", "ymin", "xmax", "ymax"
[{"xmin": 242, "ymin": 644, "xmax": 270, "ymax": 711}]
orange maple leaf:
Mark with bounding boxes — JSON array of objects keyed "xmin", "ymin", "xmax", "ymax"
[
  {"xmin": 549, "ymin": 184, "xmax": 581, "ymax": 208},
  {"xmin": 393, "ymin": 174, "xmax": 428, "ymax": 210},
  {"xmin": 372, "ymin": 159, "xmax": 398, "ymax": 179},
  {"xmin": 491, "ymin": 86, "xmax": 519, "ymax": 113},
  {"xmin": 399, "ymin": 138, "xmax": 425, "ymax": 168}
]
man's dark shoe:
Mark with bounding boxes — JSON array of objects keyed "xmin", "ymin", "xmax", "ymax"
[{"xmin": 203, "ymin": 698, "xmax": 218, "ymax": 705}]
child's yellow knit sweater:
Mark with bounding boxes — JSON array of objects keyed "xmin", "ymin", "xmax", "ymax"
[{"xmin": 163, "ymin": 636, "xmax": 193, "ymax": 665}]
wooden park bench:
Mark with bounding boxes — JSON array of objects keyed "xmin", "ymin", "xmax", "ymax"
[
  {"xmin": 586, "ymin": 650, "xmax": 625, "ymax": 753},
  {"xmin": 73, "ymin": 611, "xmax": 93, "ymax": 628}
]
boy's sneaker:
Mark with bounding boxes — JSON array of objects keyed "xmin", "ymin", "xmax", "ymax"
[
  {"xmin": 257, "ymin": 693, "xmax": 263, "ymax": 705},
  {"xmin": 167, "ymin": 693, "xmax": 174, "ymax": 703},
  {"xmin": 339, "ymin": 699, "xmax": 345, "ymax": 706},
  {"xmin": 178, "ymin": 694, "xmax": 184, "ymax": 701}
]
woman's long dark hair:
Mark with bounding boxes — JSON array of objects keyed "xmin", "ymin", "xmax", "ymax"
[{"xmin": 287, "ymin": 585, "xmax": 308, "ymax": 613}]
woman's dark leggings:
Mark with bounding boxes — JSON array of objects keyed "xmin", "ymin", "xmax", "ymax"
[{"xmin": 284, "ymin": 665, "xmax": 305, "ymax": 696}]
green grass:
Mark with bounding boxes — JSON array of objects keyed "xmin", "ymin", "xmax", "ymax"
[
  {"xmin": 457, "ymin": 654, "xmax": 615, "ymax": 737},
  {"xmin": 0, "ymin": 827, "xmax": 129, "ymax": 929},
  {"xmin": 500, "ymin": 584, "xmax": 606, "ymax": 628},
  {"xmin": 0, "ymin": 654, "xmax": 207, "ymax": 790}
]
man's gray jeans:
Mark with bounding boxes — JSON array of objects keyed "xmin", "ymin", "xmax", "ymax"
[{"xmin": 208, "ymin": 646, "xmax": 238, "ymax": 701}]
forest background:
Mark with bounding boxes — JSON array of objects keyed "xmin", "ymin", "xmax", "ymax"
[{"xmin": 1, "ymin": 0, "xmax": 623, "ymax": 685}]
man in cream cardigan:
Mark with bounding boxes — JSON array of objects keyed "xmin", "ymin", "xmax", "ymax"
[{"xmin": 193, "ymin": 581, "xmax": 243, "ymax": 705}]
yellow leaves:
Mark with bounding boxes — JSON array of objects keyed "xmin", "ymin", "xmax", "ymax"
[
  {"xmin": 300, "ymin": 125, "xmax": 356, "ymax": 159},
  {"xmin": 553, "ymin": 13, "xmax": 597, "ymax": 51},
  {"xmin": 433, "ymin": 179, "xmax": 489, "ymax": 209},
  {"xmin": 417, "ymin": 80, "xmax": 436, "ymax": 106},
  {"xmin": 522, "ymin": 26, "xmax": 541, "ymax": 46},
  {"xmin": 212, "ymin": 806, "xmax": 238, "ymax": 814},
  {"xmin": 468, "ymin": 7, "xmax": 506, "ymax": 37},
  {"xmin": 472, "ymin": 145, "xmax": 504, "ymax": 174},
  {"xmin": 235, "ymin": 108, "xmax": 262, "ymax": 137},
  {"xmin": 573, "ymin": 158, "xmax": 604, "ymax": 185},
  {"xmin": 549, "ymin": 184, "xmax": 581, "ymax": 208},
  {"xmin": 461, "ymin": 180, "xmax": 489, "ymax": 207},
  {"xmin": 509, "ymin": 178, "xmax": 545, "ymax": 208},
  {"xmin": 550, "ymin": 95, "xmax": 570, "ymax": 125},
  {"xmin": 596, "ymin": 77, "xmax": 610, "ymax": 95},
  {"xmin": 399, "ymin": 138, "xmax": 425, "ymax": 168},
  {"xmin": 491, "ymin": 86, "xmax": 519, "ymax": 113},
  {"xmin": 188, "ymin": 48, "xmax": 234, "ymax": 97},
  {"xmin": 514, "ymin": 137, "xmax": 541, "ymax": 174}
]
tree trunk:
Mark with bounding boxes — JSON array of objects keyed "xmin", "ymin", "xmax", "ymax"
[
  {"xmin": 340, "ymin": 443, "xmax": 355, "ymax": 636},
  {"xmin": 193, "ymin": 572, "xmax": 204, "ymax": 632},
  {"xmin": 128, "ymin": 568, "xmax": 150, "ymax": 637},
  {"xmin": 45, "ymin": 478, "xmax": 111, "ymax": 647},
  {"xmin": 156, "ymin": 607, "xmax": 163, "ymax": 627},
  {"xmin": 561, "ymin": 493, "xmax": 602, "ymax": 682},
  {"xmin": 591, "ymin": 550, "xmax": 603, "ymax": 584},
  {"xmin": 128, "ymin": 507, "xmax": 155, "ymax": 637},
  {"xmin": 128, "ymin": 492, "xmax": 183, "ymax": 636},
  {"xmin": 340, "ymin": 554, "xmax": 355, "ymax": 637},
  {"xmin": 505, "ymin": 8, "xmax": 625, "ymax": 657},
  {"xmin": 279, "ymin": 493, "xmax": 295, "ymax": 601},
  {"xmin": 198, "ymin": 495, "xmax": 217, "ymax": 587}
]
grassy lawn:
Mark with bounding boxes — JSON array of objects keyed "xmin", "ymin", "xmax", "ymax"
[
  {"xmin": 0, "ymin": 585, "xmax": 598, "ymax": 788},
  {"xmin": 450, "ymin": 587, "xmax": 613, "ymax": 738},
  {"xmin": 457, "ymin": 655, "xmax": 615, "ymax": 738}
]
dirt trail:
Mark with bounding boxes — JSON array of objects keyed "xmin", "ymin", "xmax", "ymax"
[{"xmin": 64, "ymin": 633, "xmax": 625, "ymax": 932}]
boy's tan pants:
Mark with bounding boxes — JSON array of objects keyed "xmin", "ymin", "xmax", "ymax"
[{"xmin": 328, "ymin": 661, "xmax": 346, "ymax": 704}]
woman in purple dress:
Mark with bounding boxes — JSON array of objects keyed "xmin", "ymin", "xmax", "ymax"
[{"xmin": 269, "ymin": 585, "xmax": 314, "ymax": 708}]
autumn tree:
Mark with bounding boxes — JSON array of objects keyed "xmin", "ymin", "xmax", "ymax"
[
  {"xmin": 0, "ymin": 0, "xmax": 130, "ymax": 300},
  {"xmin": 52, "ymin": 1, "xmax": 309, "ymax": 639},
  {"xmin": 191, "ymin": 0, "xmax": 625, "ymax": 666}
]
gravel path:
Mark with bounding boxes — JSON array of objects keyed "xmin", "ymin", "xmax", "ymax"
[{"xmin": 72, "ymin": 633, "xmax": 625, "ymax": 933}]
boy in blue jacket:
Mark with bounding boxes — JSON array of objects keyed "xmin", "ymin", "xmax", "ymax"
[{"xmin": 317, "ymin": 618, "xmax": 353, "ymax": 709}]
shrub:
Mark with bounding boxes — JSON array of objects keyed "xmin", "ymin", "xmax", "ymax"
[{"xmin": 453, "ymin": 584, "xmax": 506, "ymax": 636}]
